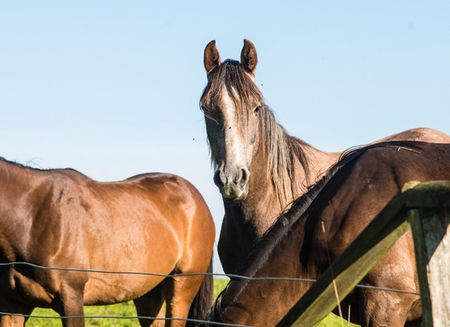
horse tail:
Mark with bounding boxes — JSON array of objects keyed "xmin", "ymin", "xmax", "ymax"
[{"xmin": 186, "ymin": 258, "xmax": 213, "ymax": 326}]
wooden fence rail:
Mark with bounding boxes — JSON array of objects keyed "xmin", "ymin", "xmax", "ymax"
[{"xmin": 278, "ymin": 181, "xmax": 450, "ymax": 327}]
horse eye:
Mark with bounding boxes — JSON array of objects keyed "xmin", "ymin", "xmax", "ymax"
[{"xmin": 254, "ymin": 106, "xmax": 261, "ymax": 113}]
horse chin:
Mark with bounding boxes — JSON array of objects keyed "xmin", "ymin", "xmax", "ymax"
[{"xmin": 221, "ymin": 187, "xmax": 248, "ymax": 202}]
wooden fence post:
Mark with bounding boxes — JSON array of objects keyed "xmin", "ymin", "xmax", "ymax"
[{"xmin": 408, "ymin": 208, "xmax": 450, "ymax": 327}]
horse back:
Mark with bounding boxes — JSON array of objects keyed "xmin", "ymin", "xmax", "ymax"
[{"xmin": 44, "ymin": 170, "xmax": 213, "ymax": 266}]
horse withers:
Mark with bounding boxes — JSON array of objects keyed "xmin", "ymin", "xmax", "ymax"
[
  {"xmin": 207, "ymin": 141, "xmax": 450, "ymax": 326},
  {"xmin": 200, "ymin": 39, "xmax": 450, "ymax": 274},
  {"xmin": 0, "ymin": 158, "xmax": 215, "ymax": 327}
]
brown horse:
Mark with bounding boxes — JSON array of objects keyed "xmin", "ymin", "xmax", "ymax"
[
  {"xmin": 0, "ymin": 157, "xmax": 215, "ymax": 327},
  {"xmin": 206, "ymin": 141, "xmax": 450, "ymax": 326},
  {"xmin": 200, "ymin": 39, "xmax": 450, "ymax": 274}
]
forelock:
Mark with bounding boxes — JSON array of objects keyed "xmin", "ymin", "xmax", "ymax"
[{"xmin": 201, "ymin": 60, "xmax": 263, "ymax": 113}]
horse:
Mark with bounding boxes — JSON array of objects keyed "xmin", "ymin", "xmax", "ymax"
[
  {"xmin": 0, "ymin": 157, "xmax": 215, "ymax": 327},
  {"xmin": 200, "ymin": 39, "xmax": 450, "ymax": 274},
  {"xmin": 206, "ymin": 141, "xmax": 450, "ymax": 326}
]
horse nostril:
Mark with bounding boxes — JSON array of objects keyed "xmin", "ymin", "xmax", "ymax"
[{"xmin": 240, "ymin": 168, "xmax": 249, "ymax": 185}]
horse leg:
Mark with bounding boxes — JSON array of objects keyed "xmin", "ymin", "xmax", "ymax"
[
  {"xmin": 133, "ymin": 282, "xmax": 165, "ymax": 327},
  {"xmin": 0, "ymin": 315, "xmax": 26, "ymax": 327},
  {"xmin": 53, "ymin": 283, "xmax": 85, "ymax": 327},
  {"xmin": 164, "ymin": 275, "xmax": 205, "ymax": 327},
  {"xmin": 0, "ymin": 298, "xmax": 33, "ymax": 327},
  {"xmin": 0, "ymin": 311, "xmax": 31, "ymax": 327}
]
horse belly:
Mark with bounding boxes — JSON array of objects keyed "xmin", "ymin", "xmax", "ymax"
[
  {"xmin": 82, "ymin": 224, "xmax": 182, "ymax": 305},
  {"xmin": 83, "ymin": 274, "xmax": 167, "ymax": 305}
]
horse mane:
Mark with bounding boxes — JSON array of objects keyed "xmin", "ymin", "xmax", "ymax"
[
  {"xmin": 0, "ymin": 156, "xmax": 83, "ymax": 176},
  {"xmin": 212, "ymin": 140, "xmax": 424, "ymax": 315},
  {"xmin": 200, "ymin": 60, "xmax": 311, "ymax": 208},
  {"xmin": 260, "ymin": 104, "xmax": 311, "ymax": 208},
  {"xmin": 0, "ymin": 156, "xmax": 45, "ymax": 171}
]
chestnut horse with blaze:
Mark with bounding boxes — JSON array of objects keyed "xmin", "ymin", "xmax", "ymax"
[{"xmin": 0, "ymin": 157, "xmax": 215, "ymax": 327}]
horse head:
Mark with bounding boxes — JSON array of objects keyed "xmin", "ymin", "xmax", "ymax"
[{"xmin": 200, "ymin": 39, "xmax": 264, "ymax": 201}]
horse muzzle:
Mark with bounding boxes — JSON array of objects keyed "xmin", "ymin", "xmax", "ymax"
[{"xmin": 214, "ymin": 167, "xmax": 250, "ymax": 201}]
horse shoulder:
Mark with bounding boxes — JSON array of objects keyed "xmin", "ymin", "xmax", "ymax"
[
  {"xmin": 309, "ymin": 147, "xmax": 406, "ymax": 261},
  {"xmin": 42, "ymin": 169, "xmax": 94, "ymax": 214},
  {"xmin": 25, "ymin": 170, "xmax": 92, "ymax": 248}
]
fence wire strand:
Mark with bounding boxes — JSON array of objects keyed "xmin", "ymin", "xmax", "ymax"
[
  {"xmin": 0, "ymin": 261, "xmax": 419, "ymax": 295},
  {"xmin": 0, "ymin": 312, "xmax": 251, "ymax": 327},
  {"xmin": 0, "ymin": 260, "xmax": 420, "ymax": 325}
]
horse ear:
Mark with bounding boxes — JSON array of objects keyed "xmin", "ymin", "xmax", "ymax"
[
  {"xmin": 204, "ymin": 40, "xmax": 221, "ymax": 74},
  {"xmin": 240, "ymin": 39, "xmax": 258, "ymax": 74}
]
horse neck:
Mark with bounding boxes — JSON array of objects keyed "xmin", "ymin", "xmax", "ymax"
[
  {"xmin": 300, "ymin": 142, "xmax": 341, "ymax": 185},
  {"xmin": 214, "ymin": 215, "xmax": 318, "ymax": 326},
  {"xmin": 234, "ymin": 125, "xmax": 340, "ymax": 236}
]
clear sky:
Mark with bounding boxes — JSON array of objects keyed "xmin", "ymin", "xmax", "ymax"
[{"xmin": 1, "ymin": 1, "xmax": 449, "ymax": 273}]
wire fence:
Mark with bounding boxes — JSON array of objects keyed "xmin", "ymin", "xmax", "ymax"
[
  {"xmin": 0, "ymin": 311, "xmax": 249, "ymax": 327},
  {"xmin": 0, "ymin": 261, "xmax": 420, "ymax": 295},
  {"xmin": 0, "ymin": 261, "xmax": 420, "ymax": 325}
]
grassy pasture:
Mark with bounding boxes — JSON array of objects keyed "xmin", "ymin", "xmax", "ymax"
[{"xmin": 27, "ymin": 279, "xmax": 358, "ymax": 326}]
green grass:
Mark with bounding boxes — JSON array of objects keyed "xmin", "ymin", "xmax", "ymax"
[
  {"xmin": 213, "ymin": 278, "xmax": 228, "ymax": 299},
  {"xmin": 27, "ymin": 279, "xmax": 358, "ymax": 326},
  {"xmin": 30, "ymin": 303, "xmax": 138, "ymax": 327}
]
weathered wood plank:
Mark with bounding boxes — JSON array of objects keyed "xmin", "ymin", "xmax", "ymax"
[
  {"xmin": 408, "ymin": 208, "xmax": 450, "ymax": 327},
  {"xmin": 277, "ymin": 192, "xmax": 408, "ymax": 327},
  {"xmin": 403, "ymin": 181, "xmax": 450, "ymax": 209}
]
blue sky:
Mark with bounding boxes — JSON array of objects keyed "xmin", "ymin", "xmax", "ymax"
[{"xmin": 1, "ymin": 1, "xmax": 449, "ymax": 272}]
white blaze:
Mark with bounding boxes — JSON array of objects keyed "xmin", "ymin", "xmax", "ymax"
[{"xmin": 221, "ymin": 87, "xmax": 246, "ymax": 170}]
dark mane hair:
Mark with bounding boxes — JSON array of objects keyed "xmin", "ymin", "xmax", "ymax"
[
  {"xmin": 212, "ymin": 140, "xmax": 423, "ymax": 313},
  {"xmin": 0, "ymin": 156, "xmax": 83, "ymax": 176},
  {"xmin": 200, "ymin": 60, "xmax": 311, "ymax": 207},
  {"xmin": 0, "ymin": 156, "xmax": 44, "ymax": 171},
  {"xmin": 260, "ymin": 104, "xmax": 312, "ymax": 204}
]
